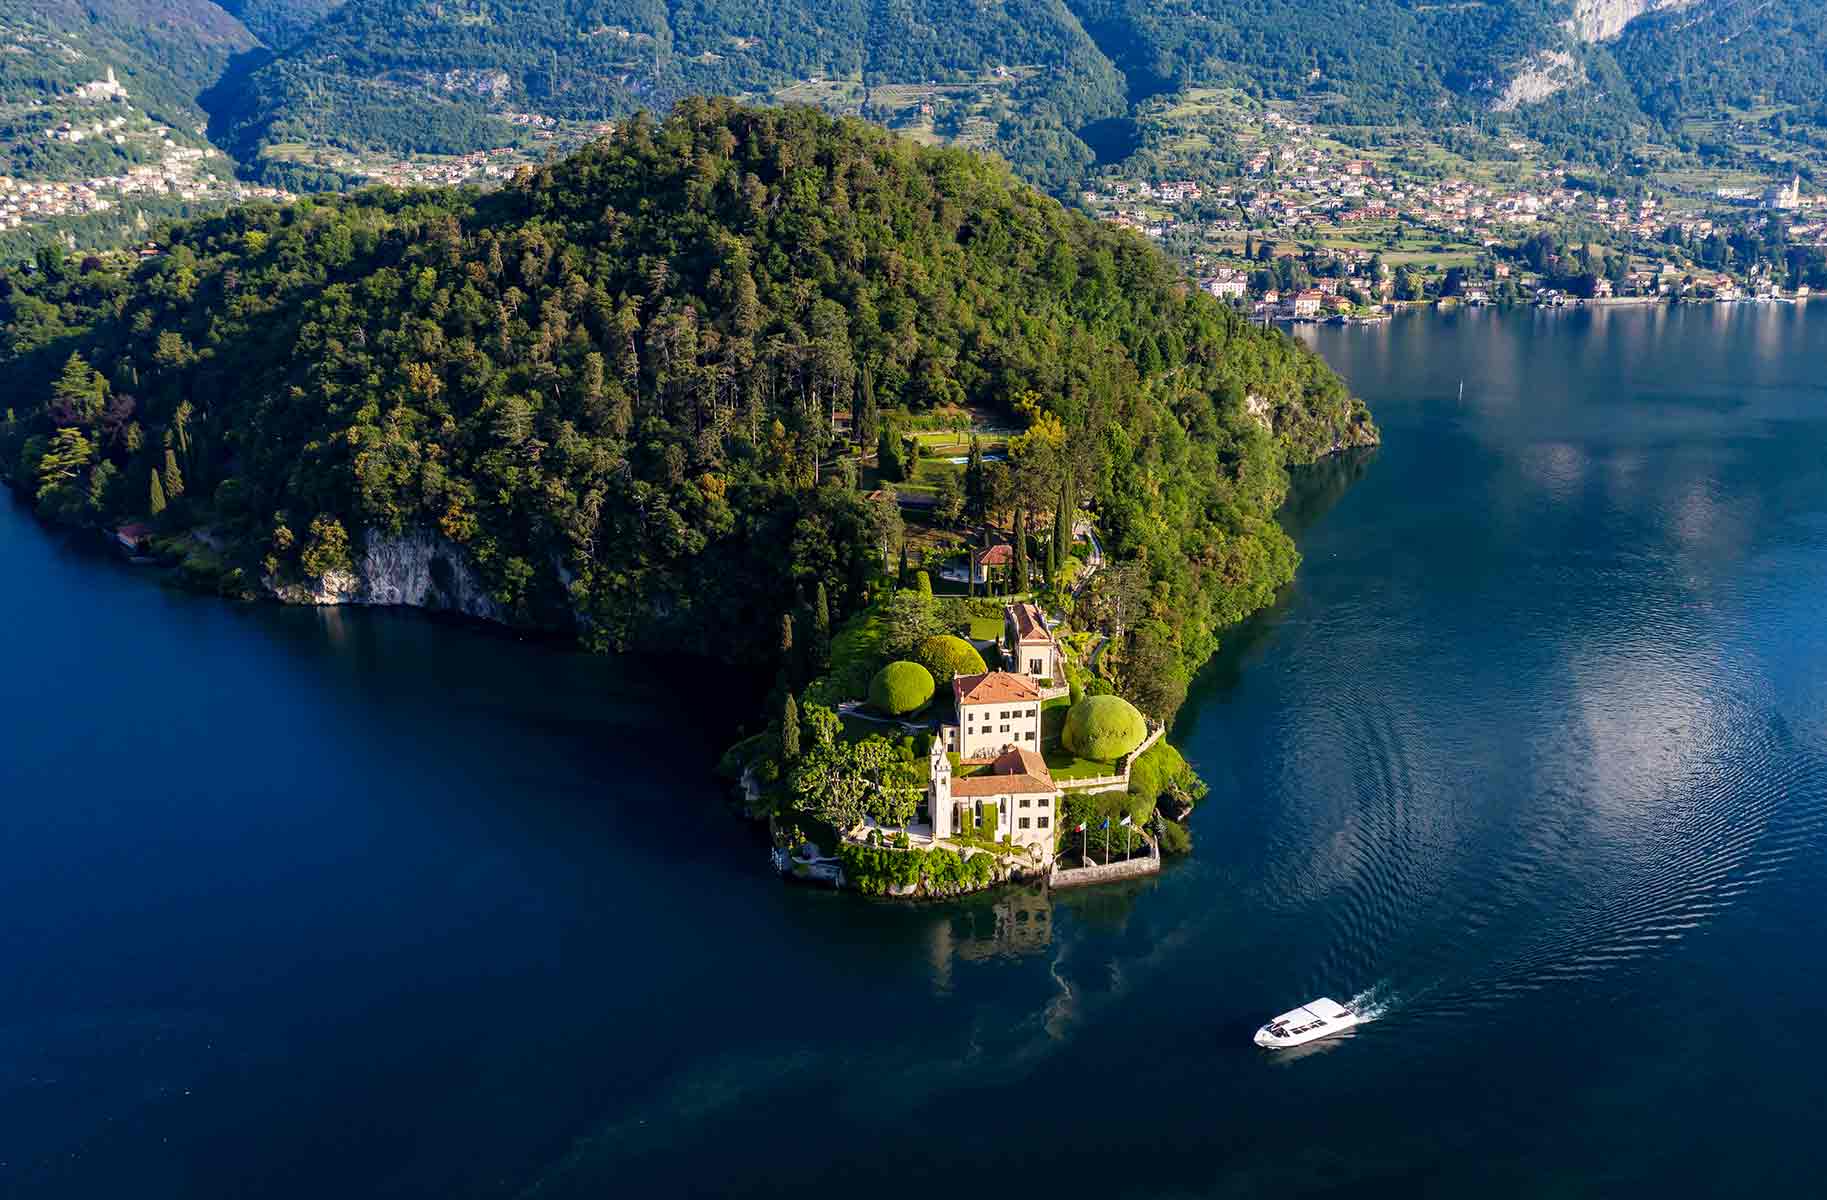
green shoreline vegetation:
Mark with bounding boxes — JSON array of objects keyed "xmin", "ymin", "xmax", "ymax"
[{"xmin": 0, "ymin": 98, "xmax": 1373, "ymax": 893}]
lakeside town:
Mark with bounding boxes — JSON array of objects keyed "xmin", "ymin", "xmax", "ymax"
[
  {"xmin": 10, "ymin": 60, "xmax": 1825, "ymax": 320},
  {"xmin": 1081, "ymin": 94, "xmax": 1827, "ymax": 317}
]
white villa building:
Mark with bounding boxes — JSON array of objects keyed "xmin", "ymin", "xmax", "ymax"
[
  {"xmin": 947, "ymin": 670, "xmax": 1042, "ymax": 758},
  {"xmin": 1003, "ymin": 601, "xmax": 1063, "ymax": 683},
  {"xmin": 928, "ymin": 741, "xmax": 1058, "ymax": 858}
]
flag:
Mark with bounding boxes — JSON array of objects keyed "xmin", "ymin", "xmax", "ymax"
[
  {"xmin": 1074, "ymin": 822, "xmax": 1085, "ymax": 833},
  {"xmin": 1099, "ymin": 817, "xmax": 1110, "ymax": 830},
  {"xmin": 1119, "ymin": 815, "xmax": 1132, "ymax": 827}
]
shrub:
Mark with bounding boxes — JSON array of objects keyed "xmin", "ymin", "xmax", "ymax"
[
  {"xmin": 1127, "ymin": 739, "xmax": 1188, "ymax": 805},
  {"xmin": 869, "ymin": 660, "xmax": 935, "ymax": 715},
  {"xmin": 1158, "ymin": 818, "xmax": 1192, "ymax": 855},
  {"xmin": 914, "ymin": 634, "xmax": 987, "ymax": 684},
  {"xmin": 1062, "ymin": 695, "xmax": 1147, "ymax": 761}
]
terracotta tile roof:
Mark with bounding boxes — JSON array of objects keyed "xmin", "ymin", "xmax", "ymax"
[
  {"xmin": 952, "ymin": 670, "xmax": 1040, "ymax": 706},
  {"xmin": 994, "ymin": 746, "xmax": 1051, "ymax": 779},
  {"xmin": 1007, "ymin": 601, "xmax": 1053, "ymax": 645},
  {"xmin": 974, "ymin": 543, "xmax": 1014, "ymax": 567},
  {"xmin": 950, "ymin": 772, "xmax": 1054, "ymax": 797},
  {"xmin": 950, "ymin": 745, "xmax": 1056, "ymax": 796}
]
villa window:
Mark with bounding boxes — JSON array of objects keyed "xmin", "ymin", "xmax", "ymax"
[
  {"xmin": 1037, "ymin": 796, "xmax": 1048, "ymax": 808},
  {"xmin": 1026, "ymin": 732, "xmax": 1036, "ymax": 742},
  {"xmin": 1019, "ymin": 797, "xmax": 1030, "ymax": 808},
  {"xmin": 1019, "ymin": 817, "xmax": 1031, "ymax": 830},
  {"xmin": 1038, "ymin": 817, "xmax": 1049, "ymax": 829},
  {"xmin": 1000, "ymin": 724, "xmax": 1009, "ymax": 733}
]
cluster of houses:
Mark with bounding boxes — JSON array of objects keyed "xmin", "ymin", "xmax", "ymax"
[
  {"xmin": 1079, "ymin": 95, "xmax": 1826, "ymax": 311},
  {"xmin": 0, "ymin": 155, "xmax": 288, "ymax": 233}
]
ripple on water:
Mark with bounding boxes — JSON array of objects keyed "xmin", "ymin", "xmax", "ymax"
[{"xmin": 1262, "ymin": 669, "xmax": 1827, "ymax": 1030}]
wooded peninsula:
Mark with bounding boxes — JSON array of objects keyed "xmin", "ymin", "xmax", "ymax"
[{"xmin": 0, "ymin": 99, "xmax": 1375, "ymax": 890}]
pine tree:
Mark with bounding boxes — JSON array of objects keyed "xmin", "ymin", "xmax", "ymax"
[
  {"xmin": 163, "ymin": 447, "xmax": 185, "ymax": 499},
  {"xmin": 780, "ymin": 692, "xmax": 800, "ymax": 762},
  {"xmin": 148, "ymin": 466, "xmax": 166, "ymax": 516}
]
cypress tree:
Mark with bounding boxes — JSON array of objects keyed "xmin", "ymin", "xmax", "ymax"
[
  {"xmin": 1013, "ymin": 506, "xmax": 1029, "ymax": 594},
  {"xmin": 811, "ymin": 581, "xmax": 831, "ymax": 670},
  {"xmin": 1053, "ymin": 477, "xmax": 1071, "ymax": 566},
  {"xmin": 148, "ymin": 466, "xmax": 166, "ymax": 516},
  {"xmin": 856, "ymin": 368, "xmax": 879, "ymax": 449},
  {"xmin": 780, "ymin": 692, "xmax": 800, "ymax": 762},
  {"xmin": 964, "ymin": 435, "xmax": 985, "ymax": 522},
  {"xmin": 163, "ymin": 447, "xmax": 185, "ymax": 499},
  {"xmin": 1044, "ymin": 532, "xmax": 1056, "ymax": 594},
  {"xmin": 897, "ymin": 540, "xmax": 909, "ymax": 586},
  {"xmin": 878, "ymin": 421, "xmax": 904, "ymax": 482}
]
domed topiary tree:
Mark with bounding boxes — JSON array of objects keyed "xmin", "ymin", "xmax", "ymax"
[
  {"xmin": 914, "ymin": 634, "xmax": 987, "ymax": 684},
  {"xmin": 869, "ymin": 661, "xmax": 936, "ymax": 716},
  {"xmin": 1062, "ymin": 694, "xmax": 1147, "ymax": 761}
]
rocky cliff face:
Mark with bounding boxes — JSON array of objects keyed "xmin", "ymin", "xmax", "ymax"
[
  {"xmin": 268, "ymin": 528, "xmax": 504, "ymax": 622},
  {"xmin": 1493, "ymin": 49, "xmax": 1581, "ymax": 111},
  {"xmin": 1567, "ymin": 0, "xmax": 1698, "ymax": 42}
]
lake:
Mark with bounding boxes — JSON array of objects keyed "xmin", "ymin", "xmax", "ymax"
[{"xmin": 7, "ymin": 303, "xmax": 1827, "ymax": 1196}]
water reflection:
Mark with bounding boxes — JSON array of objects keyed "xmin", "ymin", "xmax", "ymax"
[{"xmin": 926, "ymin": 886, "xmax": 1055, "ymax": 988}]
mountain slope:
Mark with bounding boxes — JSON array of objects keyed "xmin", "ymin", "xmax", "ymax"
[
  {"xmin": 199, "ymin": 0, "xmax": 1826, "ymax": 187},
  {"xmin": 207, "ymin": 0, "xmax": 1128, "ymax": 189},
  {"xmin": 0, "ymin": 0, "xmax": 257, "ymax": 134}
]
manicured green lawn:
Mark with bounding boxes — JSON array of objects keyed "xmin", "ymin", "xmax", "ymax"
[
  {"xmin": 1043, "ymin": 748, "xmax": 1119, "ymax": 780},
  {"xmin": 805, "ymin": 605, "xmax": 890, "ymax": 706},
  {"xmin": 967, "ymin": 616, "xmax": 1002, "ymax": 641}
]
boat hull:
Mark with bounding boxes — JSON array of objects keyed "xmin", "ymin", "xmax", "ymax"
[{"xmin": 1253, "ymin": 1015, "xmax": 1360, "ymax": 1048}]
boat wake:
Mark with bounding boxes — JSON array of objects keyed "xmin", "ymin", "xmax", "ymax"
[
  {"xmin": 1278, "ymin": 682, "xmax": 1827, "ymax": 1035},
  {"xmin": 1345, "ymin": 983, "xmax": 1395, "ymax": 1024}
]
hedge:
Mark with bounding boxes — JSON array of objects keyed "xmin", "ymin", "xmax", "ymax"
[
  {"xmin": 869, "ymin": 660, "xmax": 935, "ymax": 715},
  {"xmin": 915, "ymin": 634, "xmax": 987, "ymax": 684},
  {"xmin": 1062, "ymin": 694, "xmax": 1146, "ymax": 760}
]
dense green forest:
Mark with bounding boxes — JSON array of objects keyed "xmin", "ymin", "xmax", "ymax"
[
  {"xmin": 0, "ymin": 101, "xmax": 1370, "ymax": 689},
  {"xmin": 1613, "ymin": 0, "xmax": 1827, "ymax": 131}
]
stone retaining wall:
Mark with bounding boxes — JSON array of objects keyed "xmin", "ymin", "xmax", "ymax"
[{"xmin": 1050, "ymin": 839, "xmax": 1160, "ymax": 888}]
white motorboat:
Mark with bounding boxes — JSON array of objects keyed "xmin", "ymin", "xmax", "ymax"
[{"xmin": 1253, "ymin": 997, "xmax": 1361, "ymax": 1048}]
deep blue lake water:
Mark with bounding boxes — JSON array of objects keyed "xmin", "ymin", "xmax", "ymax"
[{"xmin": 7, "ymin": 303, "xmax": 1827, "ymax": 1196}]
